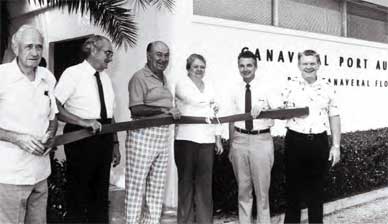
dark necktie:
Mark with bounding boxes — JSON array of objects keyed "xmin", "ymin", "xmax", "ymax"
[
  {"xmin": 245, "ymin": 83, "xmax": 253, "ymax": 130},
  {"xmin": 94, "ymin": 71, "xmax": 107, "ymax": 120}
]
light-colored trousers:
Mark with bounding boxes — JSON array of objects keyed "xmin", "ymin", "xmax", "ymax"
[
  {"xmin": 0, "ymin": 179, "xmax": 48, "ymax": 224},
  {"xmin": 229, "ymin": 131, "xmax": 274, "ymax": 224}
]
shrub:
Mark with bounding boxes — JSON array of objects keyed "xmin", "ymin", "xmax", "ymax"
[
  {"xmin": 47, "ymin": 128, "xmax": 388, "ymax": 220},
  {"xmin": 47, "ymin": 153, "xmax": 66, "ymax": 223},
  {"xmin": 213, "ymin": 128, "xmax": 388, "ymax": 216}
]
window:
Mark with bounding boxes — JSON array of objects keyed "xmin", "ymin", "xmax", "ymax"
[
  {"xmin": 347, "ymin": 1, "xmax": 388, "ymax": 43},
  {"xmin": 278, "ymin": 0, "xmax": 342, "ymax": 36},
  {"xmin": 193, "ymin": 0, "xmax": 272, "ymax": 25},
  {"xmin": 193, "ymin": 0, "xmax": 388, "ymax": 45}
]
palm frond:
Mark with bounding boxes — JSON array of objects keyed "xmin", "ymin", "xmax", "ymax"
[
  {"xmin": 133, "ymin": 0, "xmax": 148, "ymax": 11},
  {"xmin": 27, "ymin": 0, "xmax": 175, "ymax": 48},
  {"xmin": 89, "ymin": 0, "xmax": 137, "ymax": 49},
  {"xmin": 153, "ymin": 0, "xmax": 175, "ymax": 11},
  {"xmin": 134, "ymin": 0, "xmax": 175, "ymax": 12},
  {"xmin": 29, "ymin": 0, "xmax": 137, "ymax": 49}
]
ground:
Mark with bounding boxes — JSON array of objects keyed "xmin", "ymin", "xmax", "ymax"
[{"xmin": 109, "ymin": 187, "xmax": 388, "ymax": 224}]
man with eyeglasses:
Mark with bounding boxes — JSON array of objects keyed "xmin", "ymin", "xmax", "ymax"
[{"xmin": 55, "ymin": 35, "xmax": 120, "ymax": 223}]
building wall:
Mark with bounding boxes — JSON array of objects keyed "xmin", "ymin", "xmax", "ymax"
[
  {"xmin": 191, "ymin": 0, "xmax": 388, "ymax": 134},
  {"xmin": 278, "ymin": 0, "xmax": 342, "ymax": 36},
  {"xmin": 193, "ymin": 0, "xmax": 272, "ymax": 25},
  {"xmin": 6, "ymin": 0, "xmax": 388, "ymax": 209},
  {"xmin": 5, "ymin": 0, "xmax": 193, "ymax": 207},
  {"xmin": 194, "ymin": 0, "xmax": 388, "ymax": 43},
  {"xmin": 186, "ymin": 15, "xmax": 388, "ymax": 134}
]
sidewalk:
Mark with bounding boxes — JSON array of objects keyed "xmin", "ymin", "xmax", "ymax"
[
  {"xmin": 209, "ymin": 196, "xmax": 388, "ymax": 224},
  {"xmin": 110, "ymin": 186, "xmax": 388, "ymax": 224}
]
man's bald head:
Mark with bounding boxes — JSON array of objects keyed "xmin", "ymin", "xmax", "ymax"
[
  {"xmin": 146, "ymin": 41, "xmax": 170, "ymax": 75},
  {"xmin": 146, "ymin": 41, "xmax": 169, "ymax": 54}
]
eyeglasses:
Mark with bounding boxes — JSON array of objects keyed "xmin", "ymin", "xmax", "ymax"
[{"xmin": 104, "ymin": 50, "xmax": 114, "ymax": 58}]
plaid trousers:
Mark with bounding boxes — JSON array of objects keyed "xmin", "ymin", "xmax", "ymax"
[{"xmin": 125, "ymin": 125, "xmax": 170, "ymax": 224}]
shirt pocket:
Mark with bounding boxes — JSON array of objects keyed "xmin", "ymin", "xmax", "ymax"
[
  {"xmin": 286, "ymin": 91, "xmax": 306, "ymax": 108},
  {"xmin": 35, "ymin": 89, "xmax": 52, "ymax": 118},
  {"xmin": 146, "ymin": 86, "xmax": 171, "ymax": 102},
  {"xmin": 314, "ymin": 93, "xmax": 330, "ymax": 114}
]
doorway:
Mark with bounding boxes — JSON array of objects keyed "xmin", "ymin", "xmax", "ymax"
[{"xmin": 50, "ymin": 35, "xmax": 91, "ymax": 80}]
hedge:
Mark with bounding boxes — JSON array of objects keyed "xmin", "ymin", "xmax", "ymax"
[
  {"xmin": 47, "ymin": 154, "xmax": 67, "ymax": 223},
  {"xmin": 47, "ymin": 128, "xmax": 388, "ymax": 222},
  {"xmin": 213, "ymin": 128, "xmax": 388, "ymax": 216}
]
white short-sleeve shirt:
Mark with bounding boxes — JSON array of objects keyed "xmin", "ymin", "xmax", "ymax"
[
  {"xmin": 174, "ymin": 76, "xmax": 220, "ymax": 143},
  {"xmin": 0, "ymin": 59, "xmax": 58, "ymax": 185},
  {"xmin": 55, "ymin": 60, "xmax": 115, "ymax": 119},
  {"xmin": 230, "ymin": 77, "xmax": 275, "ymax": 130}
]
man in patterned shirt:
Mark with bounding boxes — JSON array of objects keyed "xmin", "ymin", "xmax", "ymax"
[{"xmin": 282, "ymin": 49, "xmax": 341, "ymax": 224}]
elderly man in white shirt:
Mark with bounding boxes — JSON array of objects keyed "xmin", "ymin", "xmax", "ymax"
[
  {"xmin": 229, "ymin": 50, "xmax": 276, "ymax": 224},
  {"xmin": 55, "ymin": 35, "xmax": 120, "ymax": 223},
  {"xmin": 0, "ymin": 25, "xmax": 58, "ymax": 224}
]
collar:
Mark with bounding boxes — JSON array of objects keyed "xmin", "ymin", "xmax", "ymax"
[
  {"xmin": 239, "ymin": 76, "xmax": 259, "ymax": 88},
  {"xmin": 10, "ymin": 58, "xmax": 47, "ymax": 83},
  {"xmin": 295, "ymin": 75, "xmax": 324, "ymax": 87},
  {"xmin": 82, "ymin": 60, "xmax": 100, "ymax": 76},
  {"xmin": 143, "ymin": 64, "xmax": 165, "ymax": 83}
]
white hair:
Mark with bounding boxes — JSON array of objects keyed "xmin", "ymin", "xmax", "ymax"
[{"xmin": 11, "ymin": 25, "xmax": 44, "ymax": 54}]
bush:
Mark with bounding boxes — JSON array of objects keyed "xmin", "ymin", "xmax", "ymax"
[
  {"xmin": 213, "ymin": 128, "xmax": 388, "ymax": 216},
  {"xmin": 47, "ymin": 153, "xmax": 67, "ymax": 223},
  {"xmin": 47, "ymin": 128, "xmax": 388, "ymax": 220}
]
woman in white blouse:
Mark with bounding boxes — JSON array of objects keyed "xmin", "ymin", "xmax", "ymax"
[{"xmin": 174, "ymin": 54, "xmax": 223, "ymax": 224}]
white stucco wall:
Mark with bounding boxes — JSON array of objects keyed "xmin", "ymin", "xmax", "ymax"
[
  {"xmin": 5, "ymin": 0, "xmax": 194, "ymax": 207},
  {"xmin": 186, "ymin": 16, "xmax": 388, "ymax": 135},
  {"xmin": 6, "ymin": 0, "xmax": 388, "ymax": 209}
]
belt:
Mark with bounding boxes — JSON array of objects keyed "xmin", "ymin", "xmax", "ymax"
[
  {"xmin": 287, "ymin": 128, "xmax": 326, "ymax": 141},
  {"xmin": 98, "ymin": 118, "xmax": 112, "ymax": 125},
  {"xmin": 234, "ymin": 127, "xmax": 270, "ymax": 135}
]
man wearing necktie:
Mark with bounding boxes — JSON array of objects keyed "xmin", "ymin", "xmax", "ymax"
[
  {"xmin": 54, "ymin": 35, "xmax": 120, "ymax": 223},
  {"xmin": 229, "ymin": 50, "xmax": 275, "ymax": 224}
]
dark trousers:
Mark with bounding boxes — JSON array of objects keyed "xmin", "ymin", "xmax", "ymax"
[
  {"xmin": 64, "ymin": 121, "xmax": 113, "ymax": 224},
  {"xmin": 174, "ymin": 140, "xmax": 215, "ymax": 224},
  {"xmin": 284, "ymin": 129, "xmax": 330, "ymax": 224}
]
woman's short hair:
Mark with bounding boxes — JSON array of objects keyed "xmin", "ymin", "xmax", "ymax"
[{"xmin": 186, "ymin": 53, "xmax": 206, "ymax": 70}]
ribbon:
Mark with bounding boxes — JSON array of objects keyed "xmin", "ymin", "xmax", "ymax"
[{"xmin": 53, "ymin": 107, "xmax": 309, "ymax": 147}]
